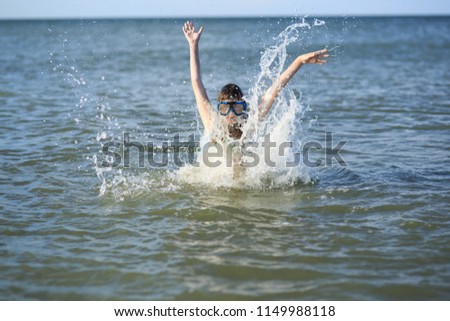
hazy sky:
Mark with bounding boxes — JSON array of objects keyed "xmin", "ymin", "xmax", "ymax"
[{"xmin": 1, "ymin": 0, "xmax": 449, "ymax": 19}]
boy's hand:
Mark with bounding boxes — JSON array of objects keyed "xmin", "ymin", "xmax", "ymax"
[
  {"xmin": 183, "ymin": 21, "xmax": 204, "ymax": 45},
  {"xmin": 299, "ymin": 49, "xmax": 329, "ymax": 65}
]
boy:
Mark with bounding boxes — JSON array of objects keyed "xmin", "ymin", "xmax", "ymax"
[
  {"xmin": 182, "ymin": 21, "xmax": 328, "ymax": 178},
  {"xmin": 182, "ymin": 21, "xmax": 329, "ymax": 140}
]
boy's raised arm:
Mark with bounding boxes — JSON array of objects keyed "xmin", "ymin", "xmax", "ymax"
[
  {"xmin": 258, "ymin": 49, "xmax": 329, "ymax": 120},
  {"xmin": 183, "ymin": 21, "xmax": 213, "ymax": 134}
]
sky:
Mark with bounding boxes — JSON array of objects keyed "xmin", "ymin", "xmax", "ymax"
[{"xmin": 1, "ymin": 0, "xmax": 449, "ymax": 19}]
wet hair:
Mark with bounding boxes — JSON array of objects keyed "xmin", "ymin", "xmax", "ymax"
[{"xmin": 218, "ymin": 83, "xmax": 243, "ymax": 101}]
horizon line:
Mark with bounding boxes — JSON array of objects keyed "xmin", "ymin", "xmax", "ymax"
[{"xmin": 0, "ymin": 13, "xmax": 449, "ymax": 21}]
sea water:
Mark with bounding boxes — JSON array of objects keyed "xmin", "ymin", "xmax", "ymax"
[{"xmin": 0, "ymin": 17, "xmax": 449, "ymax": 300}]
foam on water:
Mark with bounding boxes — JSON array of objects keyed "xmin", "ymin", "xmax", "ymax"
[{"xmin": 177, "ymin": 20, "xmax": 320, "ymax": 189}]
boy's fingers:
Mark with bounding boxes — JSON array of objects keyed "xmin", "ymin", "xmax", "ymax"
[{"xmin": 198, "ymin": 26, "xmax": 204, "ymax": 34}]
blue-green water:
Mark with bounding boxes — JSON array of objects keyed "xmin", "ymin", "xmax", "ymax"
[{"xmin": 0, "ymin": 17, "xmax": 449, "ymax": 300}]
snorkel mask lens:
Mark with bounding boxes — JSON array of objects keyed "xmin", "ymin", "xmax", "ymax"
[{"xmin": 216, "ymin": 101, "xmax": 247, "ymax": 116}]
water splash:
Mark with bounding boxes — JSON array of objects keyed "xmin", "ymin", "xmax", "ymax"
[
  {"xmin": 86, "ymin": 19, "xmax": 325, "ymax": 196},
  {"xmin": 177, "ymin": 19, "xmax": 322, "ymax": 189}
]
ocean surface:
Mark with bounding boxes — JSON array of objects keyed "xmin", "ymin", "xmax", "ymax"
[{"xmin": 0, "ymin": 16, "xmax": 449, "ymax": 300}]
